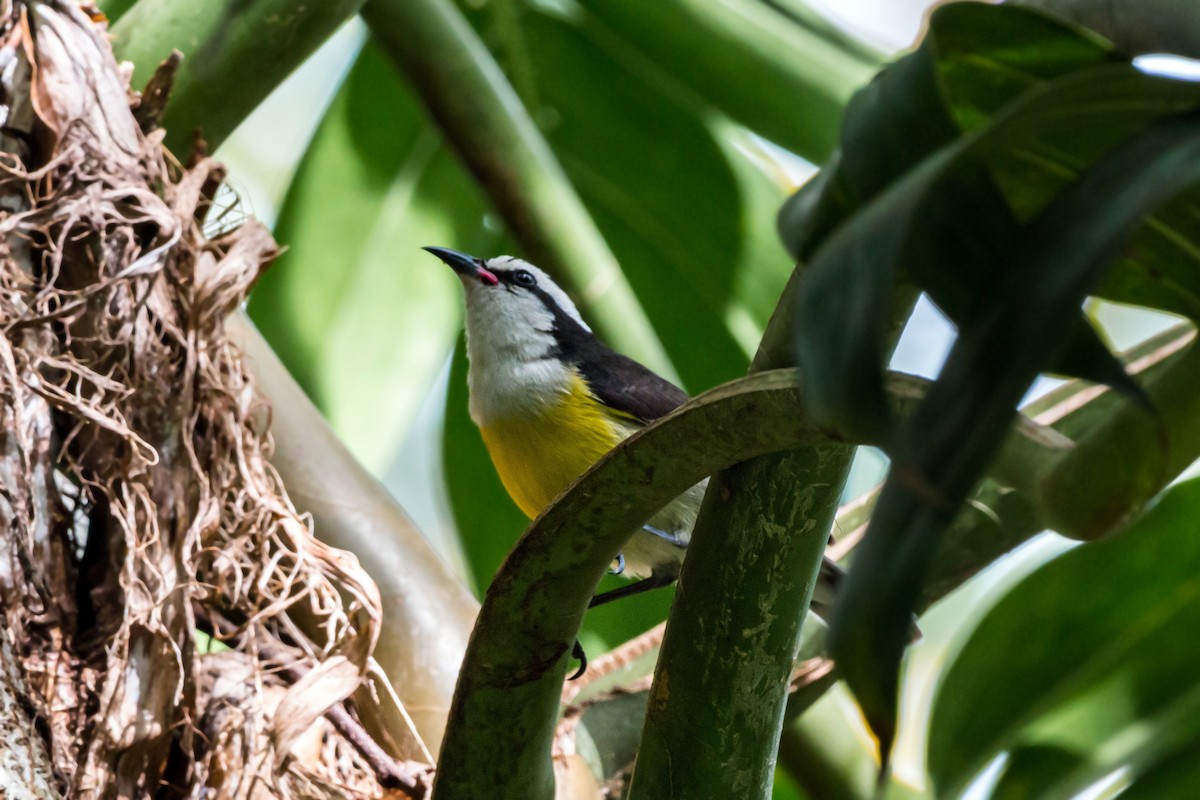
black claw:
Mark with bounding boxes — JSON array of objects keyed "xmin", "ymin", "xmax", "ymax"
[
  {"xmin": 589, "ymin": 571, "xmax": 677, "ymax": 609},
  {"xmin": 569, "ymin": 639, "xmax": 588, "ymax": 680}
]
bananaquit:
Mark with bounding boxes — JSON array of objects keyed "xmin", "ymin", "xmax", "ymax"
[{"xmin": 426, "ymin": 248, "xmax": 843, "ymax": 619}]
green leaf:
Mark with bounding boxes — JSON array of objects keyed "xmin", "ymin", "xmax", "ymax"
[
  {"xmin": 824, "ymin": 111, "xmax": 1200, "ymax": 763},
  {"xmin": 1015, "ymin": 0, "xmax": 1200, "ymax": 60},
  {"xmin": 248, "ymin": 40, "xmax": 481, "ymax": 471},
  {"xmin": 931, "ymin": 3, "xmax": 1116, "ymax": 131},
  {"xmin": 574, "ymin": 0, "xmax": 880, "ymax": 164},
  {"xmin": 779, "ymin": 3, "xmax": 1115, "ymax": 261},
  {"xmin": 109, "ymin": 0, "xmax": 365, "ymax": 155},
  {"xmin": 929, "ymin": 478, "xmax": 1200, "ymax": 797},
  {"xmin": 988, "ymin": 745, "xmax": 1088, "ymax": 800},
  {"xmin": 783, "ymin": 9, "xmax": 1152, "ymax": 427},
  {"xmin": 797, "ymin": 61, "xmax": 1200, "ymax": 441}
]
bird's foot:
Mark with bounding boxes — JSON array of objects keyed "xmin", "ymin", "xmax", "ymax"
[{"xmin": 569, "ymin": 639, "xmax": 588, "ymax": 680}]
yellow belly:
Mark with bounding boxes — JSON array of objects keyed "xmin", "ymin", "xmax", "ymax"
[{"xmin": 479, "ymin": 375, "xmax": 627, "ymax": 518}]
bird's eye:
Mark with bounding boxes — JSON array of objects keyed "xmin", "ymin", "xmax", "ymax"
[{"xmin": 512, "ymin": 269, "xmax": 536, "ymax": 287}]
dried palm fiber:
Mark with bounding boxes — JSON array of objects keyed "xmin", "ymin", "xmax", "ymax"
[{"xmin": 0, "ymin": 2, "xmax": 387, "ymax": 796}]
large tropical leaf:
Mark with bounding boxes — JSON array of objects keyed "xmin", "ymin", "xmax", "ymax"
[
  {"xmin": 829, "ymin": 108, "xmax": 1200, "ymax": 766},
  {"xmin": 784, "ymin": 2, "xmax": 1200, "ymax": 764},
  {"xmin": 573, "ymin": 0, "xmax": 880, "ymax": 164}
]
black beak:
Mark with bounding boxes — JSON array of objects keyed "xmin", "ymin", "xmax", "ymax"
[
  {"xmin": 423, "ymin": 246, "xmax": 478, "ymax": 275},
  {"xmin": 423, "ymin": 246, "xmax": 498, "ymax": 286}
]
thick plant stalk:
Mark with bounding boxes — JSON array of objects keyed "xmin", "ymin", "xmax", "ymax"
[
  {"xmin": 624, "ymin": 270, "xmax": 886, "ymax": 798},
  {"xmin": 362, "ymin": 0, "xmax": 675, "ymax": 376},
  {"xmin": 629, "ymin": 447, "xmax": 852, "ymax": 799}
]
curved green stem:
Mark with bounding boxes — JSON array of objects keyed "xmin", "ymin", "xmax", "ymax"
[
  {"xmin": 1037, "ymin": 330, "xmax": 1200, "ymax": 538},
  {"xmin": 433, "ymin": 369, "xmax": 835, "ymax": 799}
]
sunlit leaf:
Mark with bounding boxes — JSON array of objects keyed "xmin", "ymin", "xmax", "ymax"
[
  {"xmin": 929, "ymin": 478, "xmax": 1200, "ymax": 797},
  {"xmin": 249, "ymin": 41, "xmax": 485, "ymax": 470},
  {"xmin": 518, "ymin": 10, "xmax": 754, "ymax": 390},
  {"xmin": 574, "ymin": 0, "xmax": 878, "ymax": 164}
]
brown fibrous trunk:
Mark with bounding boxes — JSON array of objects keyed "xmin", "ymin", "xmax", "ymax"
[{"xmin": 0, "ymin": 2, "xmax": 392, "ymax": 797}]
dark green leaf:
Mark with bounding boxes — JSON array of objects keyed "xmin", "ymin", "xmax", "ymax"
[
  {"xmin": 929, "ymin": 478, "xmax": 1200, "ymax": 796},
  {"xmin": 779, "ymin": 2, "xmax": 1114, "ymax": 261},
  {"xmin": 1016, "ymin": 0, "xmax": 1200, "ymax": 60},
  {"xmin": 989, "ymin": 745, "xmax": 1089, "ymax": 800},
  {"xmin": 797, "ymin": 63, "xmax": 1200, "ymax": 443},
  {"xmin": 931, "ymin": 2, "xmax": 1116, "ymax": 130},
  {"xmin": 826, "ymin": 113, "xmax": 1200, "ymax": 763},
  {"xmin": 521, "ymin": 11, "xmax": 750, "ymax": 390}
]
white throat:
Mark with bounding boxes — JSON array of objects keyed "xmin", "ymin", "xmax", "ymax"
[{"xmin": 461, "ymin": 281, "xmax": 572, "ymax": 426}]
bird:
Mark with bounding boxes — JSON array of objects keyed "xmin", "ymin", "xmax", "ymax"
[{"xmin": 426, "ymin": 246, "xmax": 846, "ymax": 673}]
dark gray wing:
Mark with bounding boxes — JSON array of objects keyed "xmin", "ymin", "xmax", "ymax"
[
  {"xmin": 576, "ymin": 346, "xmax": 689, "ymax": 423},
  {"xmin": 521, "ymin": 280, "xmax": 689, "ymax": 422}
]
